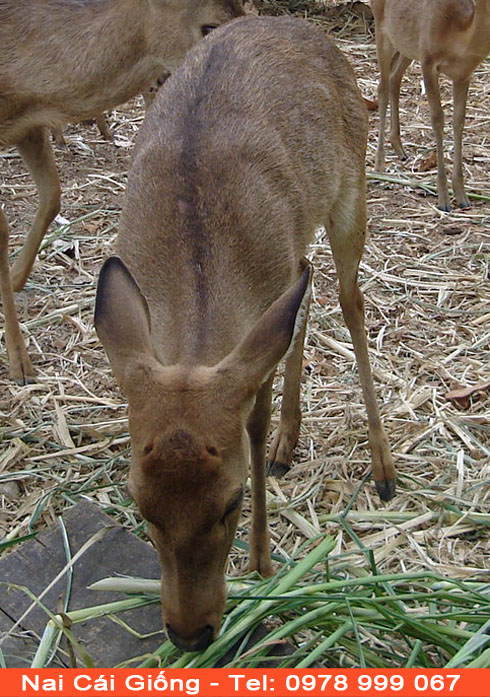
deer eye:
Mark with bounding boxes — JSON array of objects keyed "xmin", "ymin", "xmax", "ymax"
[
  {"xmin": 222, "ymin": 489, "xmax": 243, "ymax": 523},
  {"xmin": 201, "ymin": 24, "xmax": 217, "ymax": 37}
]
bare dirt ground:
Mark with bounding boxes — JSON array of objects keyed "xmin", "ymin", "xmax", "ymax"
[{"xmin": 1, "ymin": 2, "xmax": 489, "ymax": 626}]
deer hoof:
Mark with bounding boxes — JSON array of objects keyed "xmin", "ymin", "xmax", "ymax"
[
  {"xmin": 437, "ymin": 205, "xmax": 451, "ymax": 213},
  {"xmin": 375, "ymin": 478, "xmax": 397, "ymax": 502},
  {"xmin": 266, "ymin": 460, "xmax": 290, "ymax": 478},
  {"xmin": 14, "ymin": 375, "xmax": 36, "ymax": 386}
]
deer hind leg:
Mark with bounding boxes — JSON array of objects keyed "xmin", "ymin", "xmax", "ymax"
[
  {"xmin": 452, "ymin": 78, "xmax": 471, "ymax": 209},
  {"xmin": 0, "ymin": 206, "xmax": 35, "ymax": 383},
  {"xmin": 389, "ymin": 54, "xmax": 411, "ymax": 159},
  {"xmin": 421, "ymin": 59, "xmax": 451, "ymax": 211},
  {"xmin": 10, "ymin": 127, "xmax": 61, "ymax": 291},
  {"xmin": 327, "ymin": 194, "xmax": 396, "ymax": 501},
  {"xmin": 247, "ymin": 374, "xmax": 275, "ymax": 577},
  {"xmin": 267, "ymin": 259, "xmax": 311, "ymax": 478}
]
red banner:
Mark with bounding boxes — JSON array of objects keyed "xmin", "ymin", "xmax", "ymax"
[{"xmin": 0, "ymin": 668, "xmax": 486, "ymax": 697}]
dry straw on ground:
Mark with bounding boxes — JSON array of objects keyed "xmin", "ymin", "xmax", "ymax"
[{"xmin": 1, "ymin": 0, "xmax": 489, "ymax": 664}]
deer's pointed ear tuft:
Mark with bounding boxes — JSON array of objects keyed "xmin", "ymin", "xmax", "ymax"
[{"xmin": 94, "ymin": 256, "xmax": 154, "ymax": 389}]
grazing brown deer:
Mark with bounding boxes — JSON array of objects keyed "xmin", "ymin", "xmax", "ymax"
[
  {"xmin": 371, "ymin": 0, "xmax": 490, "ymax": 211},
  {"xmin": 0, "ymin": 0, "xmax": 244, "ymax": 384},
  {"xmin": 95, "ymin": 15, "xmax": 396, "ymax": 652}
]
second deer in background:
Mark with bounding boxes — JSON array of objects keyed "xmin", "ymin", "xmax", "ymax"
[
  {"xmin": 0, "ymin": 0, "xmax": 244, "ymax": 384},
  {"xmin": 371, "ymin": 0, "xmax": 490, "ymax": 211}
]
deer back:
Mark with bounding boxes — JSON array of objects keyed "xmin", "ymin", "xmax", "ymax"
[{"xmin": 115, "ymin": 15, "xmax": 367, "ymax": 365}]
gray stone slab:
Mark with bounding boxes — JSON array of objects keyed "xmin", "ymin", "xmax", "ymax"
[{"xmin": 0, "ymin": 500, "xmax": 163, "ymax": 667}]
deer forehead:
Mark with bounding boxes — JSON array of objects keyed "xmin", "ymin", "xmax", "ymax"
[
  {"xmin": 128, "ymin": 397, "xmax": 246, "ymax": 452},
  {"xmin": 126, "ymin": 367, "xmax": 249, "ymax": 448}
]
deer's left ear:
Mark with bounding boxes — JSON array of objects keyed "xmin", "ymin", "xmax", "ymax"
[{"xmin": 217, "ymin": 262, "xmax": 312, "ymax": 393}]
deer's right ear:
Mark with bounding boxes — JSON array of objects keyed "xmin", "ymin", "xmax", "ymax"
[
  {"xmin": 216, "ymin": 262, "xmax": 312, "ymax": 395},
  {"xmin": 94, "ymin": 256, "xmax": 154, "ymax": 390}
]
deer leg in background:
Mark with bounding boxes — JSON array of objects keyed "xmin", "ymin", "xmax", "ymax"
[
  {"xmin": 51, "ymin": 126, "xmax": 68, "ymax": 148},
  {"xmin": 374, "ymin": 32, "xmax": 396, "ymax": 171},
  {"xmin": 10, "ymin": 127, "xmax": 61, "ymax": 291},
  {"xmin": 94, "ymin": 113, "xmax": 113, "ymax": 141},
  {"xmin": 52, "ymin": 114, "xmax": 113, "ymax": 148},
  {"xmin": 421, "ymin": 59, "xmax": 451, "ymax": 211},
  {"xmin": 0, "ymin": 206, "xmax": 35, "ymax": 383},
  {"xmin": 389, "ymin": 53, "xmax": 411, "ymax": 159},
  {"xmin": 452, "ymin": 78, "xmax": 471, "ymax": 208}
]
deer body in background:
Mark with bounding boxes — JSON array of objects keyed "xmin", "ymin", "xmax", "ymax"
[
  {"xmin": 371, "ymin": 0, "xmax": 490, "ymax": 211},
  {"xmin": 95, "ymin": 16, "xmax": 396, "ymax": 653},
  {"xmin": 0, "ymin": 0, "xmax": 244, "ymax": 384}
]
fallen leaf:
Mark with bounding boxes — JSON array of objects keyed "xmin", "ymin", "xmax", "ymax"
[
  {"xmin": 83, "ymin": 220, "xmax": 104, "ymax": 234},
  {"xmin": 363, "ymin": 96, "xmax": 378, "ymax": 111},
  {"xmin": 418, "ymin": 151, "xmax": 437, "ymax": 172},
  {"xmin": 445, "ymin": 380, "xmax": 490, "ymax": 409},
  {"xmin": 442, "ymin": 225, "xmax": 464, "ymax": 236}
]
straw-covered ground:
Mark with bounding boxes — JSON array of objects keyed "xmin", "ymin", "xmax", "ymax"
[{"xmin": 1, "ymin": 0, "xmax": 489, "ymax": 669}]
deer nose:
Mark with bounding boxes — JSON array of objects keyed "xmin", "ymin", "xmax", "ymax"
[{"xmin": 166, "ymin": 623, "xmax": 214, "ymax": 652}]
